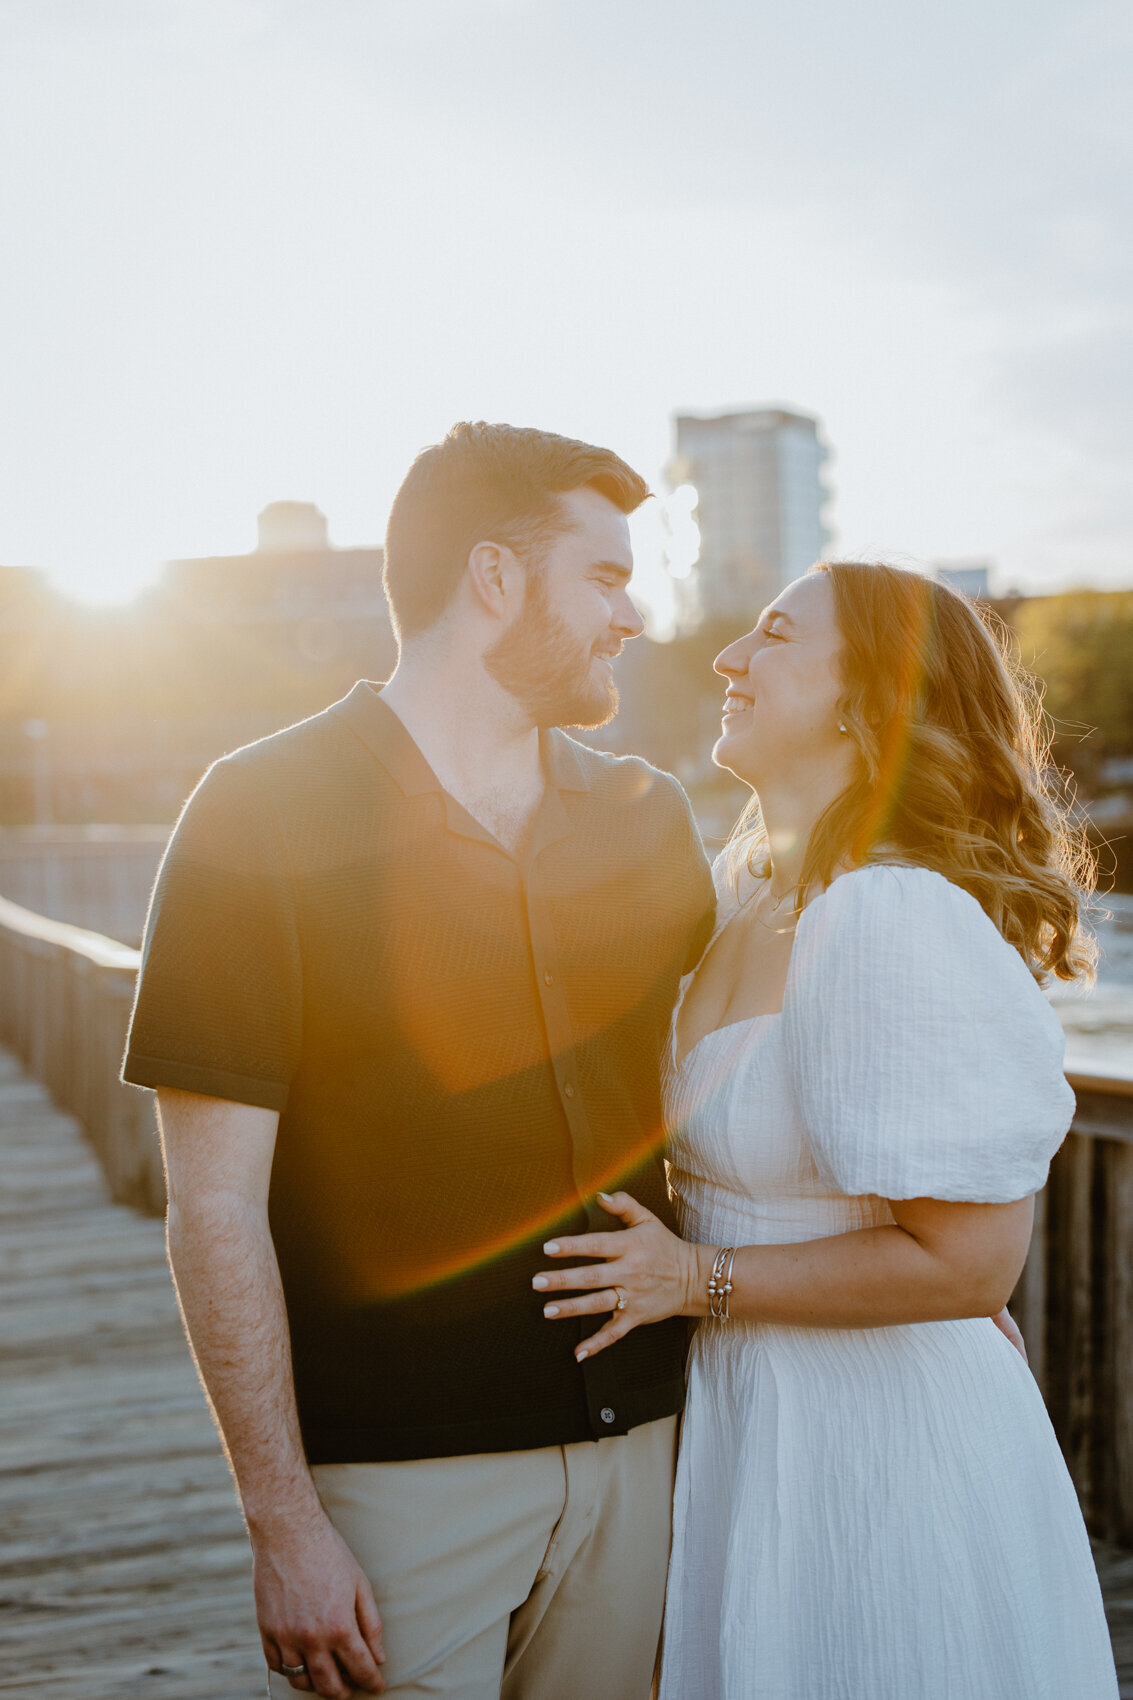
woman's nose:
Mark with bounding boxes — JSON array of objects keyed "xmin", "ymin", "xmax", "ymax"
[{"xmin": 714, "ymin": 637, "xmax": 752, "ymax": 677}]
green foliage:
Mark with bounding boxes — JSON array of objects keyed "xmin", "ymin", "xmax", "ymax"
[{"xmin": 1011, "ymin": 592, "xmax": 1133, "ymax": 774}]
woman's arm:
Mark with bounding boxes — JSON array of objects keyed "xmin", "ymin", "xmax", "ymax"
[{"xmin": 533, "ymin": 1190, "xmax": 1034, "ymax": 1361}]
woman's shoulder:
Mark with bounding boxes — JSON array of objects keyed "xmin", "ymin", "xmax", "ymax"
[
  {"xmin": 795, "ymin": 862, "xmax": 1038, "ymax": 988},
  {"xmin": 804, "ymin": 861, "xmax": 997, "ymax": 935},
  {"xmin": 784, "ymin": 865, "xmax": 1074, "ymax": 1200}
]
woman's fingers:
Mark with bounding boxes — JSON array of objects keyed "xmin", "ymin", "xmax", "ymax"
[
  {"xmin": 534, "ymin": 1261, "xmax": 624, "ymax": 1294},
  {"xmin": 539, "ymin": 1195, "xmax": 656, "ymax": 1262},
  {"xmin": 596, "ymin": 1190, "xmax": 655, "ymax": 1227},
  {"xmin": 533, "ymin": 1194, "xmax": 677, "ymax": 1354},
  {"xmin": 575, "ymin": 1318, "xmax": 629, "ymax": 1360},
  {"xmin": 540, "ymin": 1230, "xmax": 621, "ymax": 1260},
  {"xmin": 542, "ymin": 1287, "xmax": 624, "ymax": 1320}
]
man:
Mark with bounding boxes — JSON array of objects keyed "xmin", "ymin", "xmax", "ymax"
[{"xmin": 123, "ymin": 422, "xmax": 716, "ymax": 1699}]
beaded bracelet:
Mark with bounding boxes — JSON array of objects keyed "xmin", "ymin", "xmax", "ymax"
[{"xmin": 707, "ymin": 1246, "xmax": 737, "ymax": 1320}]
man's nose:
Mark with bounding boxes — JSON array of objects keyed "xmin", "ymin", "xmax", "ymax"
[{"xmin": 614, "ymin": 591, "xmax": 646, "ymax": 640}]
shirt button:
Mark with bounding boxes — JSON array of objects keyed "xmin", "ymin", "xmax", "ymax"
[
  {"xmin": 544, "ymin": 970, "xmax": 554, "ymax": 986},
  {"xmin": 564, "ymin": 1082, "xmax": 575, "ymax": 1099},
  {"xmin": 600, "ymin": 1407, "xmax": 616, "ymax": 1425}
]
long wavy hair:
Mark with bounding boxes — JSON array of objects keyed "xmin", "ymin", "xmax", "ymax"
[{"xmin": 723, "ymin": 561, "xmax": 1097, "ymax": 982}]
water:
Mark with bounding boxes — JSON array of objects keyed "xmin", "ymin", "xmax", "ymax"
[{"xmin": 1051, "ymin": 895, "xmax": 1133, "ymax": 1082}]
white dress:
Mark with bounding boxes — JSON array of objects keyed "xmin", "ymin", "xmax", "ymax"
[{"xmin": 660, "ymin": 864, "xmax": 1118, "ymax": 1700}]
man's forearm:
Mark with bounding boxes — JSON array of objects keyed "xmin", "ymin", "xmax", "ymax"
[
  {"xmin": 168, "ymin": 1192, "xmax": 322, "ymax": 1534},
  {"xmin": 155, "ymin": 1090, "xmax": 386, "ymax": 1695}
]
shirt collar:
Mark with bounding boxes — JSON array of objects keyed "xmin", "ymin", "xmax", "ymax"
[{"xmin": 329, "ymin": 681, "xmax": 591, "ymax": 798}]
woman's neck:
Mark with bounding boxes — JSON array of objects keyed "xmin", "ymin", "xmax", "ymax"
[{"xmin": 755, "ymin": 775, "xmax": 843, "ymax": 910}]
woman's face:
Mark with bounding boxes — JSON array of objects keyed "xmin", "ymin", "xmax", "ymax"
[{"xmin": 712, "ymin": 572, "xmax": 850, "ymax": 790}]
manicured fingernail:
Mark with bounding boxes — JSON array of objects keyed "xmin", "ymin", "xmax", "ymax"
[
  {"xmin": 576, "ymin": 1347, "xmax": 589, "ymax": 1361},
  {"xmin": 533, "ymin": 1275, "xmax": 549, "ymax": 1289},
  {"xmin": 598, "ymin": 1191, "xmax": 613, "ymax": 1202},
  {"xmin": 543, "ymin": 1241, "xmax": 560, "ymax": 1254},
  {"xmin": 544, "ymin": 1304, "xmax": 559, "ymax": 1317}
]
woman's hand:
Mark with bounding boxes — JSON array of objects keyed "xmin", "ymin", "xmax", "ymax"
[{"xmin": 532, "ymin": 1191, "xmax": 707, "ymax": 1360}]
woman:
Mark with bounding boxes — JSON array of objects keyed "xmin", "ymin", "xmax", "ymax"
[{"xmin": 532, "ymin": 563, "xmax": 1118, "ymax": 1698}]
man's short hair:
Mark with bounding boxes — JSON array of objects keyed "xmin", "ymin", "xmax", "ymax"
[{"xmin": 382, "ymin": 421, "xmax": 650, "ymax": 640}]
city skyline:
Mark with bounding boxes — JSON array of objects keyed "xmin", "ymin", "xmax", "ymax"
[{"xmin": 1, "ymin": 1, "xmax": 1129, "ymax": 608}]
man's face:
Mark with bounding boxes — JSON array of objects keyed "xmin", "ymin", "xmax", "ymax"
[{"xmin": 484, "ymin": 486, "xmax": 645, "ymax": 728}]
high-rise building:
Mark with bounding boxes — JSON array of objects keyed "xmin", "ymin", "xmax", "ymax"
[
  {"xmin": 932, "ymin": 560, "xmax": 992, "ymax": 601},
  {"xmin": 669, "ymin": 407, "xmax": 831, "ymax": 628}
]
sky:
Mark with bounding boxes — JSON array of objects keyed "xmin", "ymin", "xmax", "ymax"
[{"xmin": 0, "ymin": 0, "xmax": 1130, "ymax": 618}]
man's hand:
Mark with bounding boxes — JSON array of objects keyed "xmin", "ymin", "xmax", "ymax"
[
  {"xmin": 254, "ymin": 1507, "xmax": 386, "ymax": 1697},
  {"xmin": 991, "ymin": 1305, "xmax": 1028, "ymax": 1364}
]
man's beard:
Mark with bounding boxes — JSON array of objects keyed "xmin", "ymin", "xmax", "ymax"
[{"xmin": 483, "ymin": 578, "xmax": 619, "ymax": 730}]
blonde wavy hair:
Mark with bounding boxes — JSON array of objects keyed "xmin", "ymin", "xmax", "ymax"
[{"xmin": 724, "ymin": 561, "xmax": 1097, "ymax": 982}]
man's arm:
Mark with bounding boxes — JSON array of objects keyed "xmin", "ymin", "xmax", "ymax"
[{"xmin": 157, "ymin": 1088, "xmax": 386, "ymax": 1698}]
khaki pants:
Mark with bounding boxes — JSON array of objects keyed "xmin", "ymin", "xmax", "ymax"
[{"xmin": 267, "ymin": 1414, "xmax": 677, "ymax": 1700}]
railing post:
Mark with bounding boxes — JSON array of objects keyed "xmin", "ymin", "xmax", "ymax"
[{"xmin": 1104, "ymin": 1137, "xmax": 1133, "ymax": 1545}]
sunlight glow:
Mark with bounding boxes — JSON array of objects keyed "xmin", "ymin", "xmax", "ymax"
[
  {"xmin": 663, "ymin": 484, "xmax": 701, "ymax": 583},
  {"xmin": 54, "ymin": 556, "xmax": 162, "ymax": 609},
  {"xmin": 2, "ymin": 4, "xmax": 1126, "ymax": 612},
  {"xmin": 357, "ymin": 1120, "xmax": 670, "ymax": 1302}
]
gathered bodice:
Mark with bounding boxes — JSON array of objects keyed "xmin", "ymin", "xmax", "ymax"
[
  {"xmin": 663, "ymin": 863, "xmax": 1074, "ymax": 1248},
  {"xmin": 664, "ymin": 1011, "xmax": 893, "ymax": 1251}
]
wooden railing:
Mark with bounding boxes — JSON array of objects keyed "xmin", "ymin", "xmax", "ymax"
[
  {"xmin": 1, "ymin": 891, "xmax": 1130, "ymax": 1543},
  {"xmin": 0, "ymin": 895, "xmax": 161, "ymax": 1211},
  {"xmin": 0, "ymin": 825, "xmax": 169, "ymax": 945},
  {"xmin": 1010, "ymin": 1060, "xmax": 1133, "ymax": 1546}
]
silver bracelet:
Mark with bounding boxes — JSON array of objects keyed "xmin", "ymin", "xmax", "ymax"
[{"xmin": 707, "ymin": 1246, "xmax": 737, "ymax": 1320}]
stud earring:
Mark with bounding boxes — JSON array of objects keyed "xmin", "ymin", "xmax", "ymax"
[{"xmin": 838, "ymin": 722, "xmax": 849, "ymax": 736}]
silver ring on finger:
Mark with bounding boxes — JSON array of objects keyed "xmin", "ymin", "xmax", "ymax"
[
  {"xmin": 613, "ymin": 1286, "xmax": 628, "ymax": 1311},
  {"xmin": 279, "ymin": 1663, "xmax": 307, "ymax": 1678}
]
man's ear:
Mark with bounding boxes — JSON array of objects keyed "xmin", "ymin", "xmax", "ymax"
[{"xmin": 467, "ymin": 540, "xmax": 525, "ymax": 618}]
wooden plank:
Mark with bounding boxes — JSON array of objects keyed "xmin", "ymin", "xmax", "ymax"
[
  {"xmin": 1045, "ymin": 1132, "xmax": 1097, "ymax": 1508},
  {"xmin": 0, "ymin": 1649, "xmax": 265, "ymax": 1700},
  {"xmin": 1094, "ymin": 1540, "xmax": 1133, "ymax": 1698},
  {"xmin": 1108, "ymin": 1141, "xmax": 1133, "ymax": 1546},
  {"xmin": 0, "ymin": 1052, "xmax": 261, "ymax": 1694},
  {"xmin": 0, "ymin": 1356, "xmax": 206, "ymax": 1420}
]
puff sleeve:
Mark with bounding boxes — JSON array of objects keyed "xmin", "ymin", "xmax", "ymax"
[{"xmin": 781, "ymin": 865, "xmax": 1075, "ymax": 1202}]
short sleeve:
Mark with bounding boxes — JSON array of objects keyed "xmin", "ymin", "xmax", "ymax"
[
  {"xmin": 782, "ymin": 865, "xmax": 1075, "ymax": 1202},
  {"xmin": 121, "ymin": 754, "xmax": 303, "ymax": 1111}
]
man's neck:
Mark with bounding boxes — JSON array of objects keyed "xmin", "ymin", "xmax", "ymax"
[{"xmin": 379, "ymin": 650, "xmax": 546, "ymax": 856}]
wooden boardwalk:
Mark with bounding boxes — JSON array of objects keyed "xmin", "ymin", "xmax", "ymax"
[
  {"xmin": 1, "ymin": 1046, "xmax": 1131, "ymax": 1699},
  {"xmin": 0, "ymin": 1049, "xmax": 264, "ymax": 1699}
]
